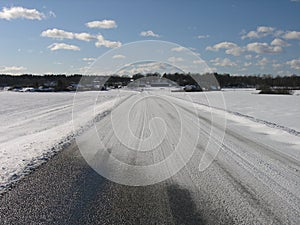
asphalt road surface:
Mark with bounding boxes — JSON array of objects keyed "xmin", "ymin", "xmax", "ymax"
[{"xmin": 1, "ymin": 91, "xmax": 299, "ymax": 225}]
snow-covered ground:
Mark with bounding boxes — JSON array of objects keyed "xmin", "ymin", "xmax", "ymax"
[
  {"xmin": 172, "ymin": 89, "xmax": 300, "ymax": 133},
  {"xmin": 0, "ymin": 90, "xmax": 133, "ymax": 191},
  {"xmin": 1, "ymin": 88, "xmax": 299, "ymax": 193}
]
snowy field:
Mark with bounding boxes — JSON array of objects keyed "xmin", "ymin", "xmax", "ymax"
[
  {"xmin": 0, "ymin": 88, "xmax": 299, "ymax": 192},
  {"xmin": 0, "ymin": 90, "xmax": 133, "ymax": 191},
  {"xmin": 172, "ymin": 89, "xmax": 300, "ymax": 133}
]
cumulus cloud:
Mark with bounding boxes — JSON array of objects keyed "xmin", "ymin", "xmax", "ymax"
[
  {"xmin": 41, "ymin": 28, "xmax": 74, "ymax": 40},
  {"xmin": 85, "ymin": 20, "xmax": 117, "ymax": 29},
  {"xmin": 0, "ymin": 6, "xmax": 45, "ymax": 20},
  {"xmin": 171, "ymin": 46, "xmax": 188, "ymax": 52},
  {"xmin": 242, "ymin": 31, "xmax": 260, "ymax": 39},
  {"xmin": 74, "ymin": 32, "xmax": 95, "ymax": 42},
  {"xmin": 206, "ymin": 41, "xmax": 237, "ymax": 51},
  {"xmin": 242, "ymin": 27, "xmax": 300, "ymax": 42},
  {"xmin": 95, "ymin": 35, "xmax": 121, "ymax": 48},
  {"xmin": 42, "ymin": 29, "xmax": 95, "ymax": 42},
  {"xmin": 257, "ymin": 26, "xmax": 275, "ymax": 33},
  {"xmin": 272, "ymin": 63, "xmax": 281, "ymax": 68},
  {"xmin": 241, "ymin": 26, "xmax": 275, "ymax": 39},
  {"xmin": 41, "ymin": 28, "xmax": 122, "ymax": 48},
  {"xmin": 210, "ymin": 58, "xmax": 237, "ymax": 67},
  {"xmin": 116, "ymin": 61, "xmax": 182, "ymax": 76},
  {"xmin": 206, "ymin": 42, "xmax": 244, "ymax": 56},
  {"xmin": 140, "ymin": 30, "xmax": 160, "ymax": 37},
  {"xmin": 283, "ymin": 31, "xmax": 300, "ymax": 40},
  {"xmin": 225, "ymin": 47, "xmax": 245, "ymax": 56},
  {"xmin": 271, "ymin": 38, "xmax": 290, "ymax": 47},
  {"xmin": 192, "ymin": 60, "xmax": 205, "ymax": 64},
  {"xmin": 82, "ymin": 57, "xmax": 96, "ymax": 61},
  {"xmin": 286, "ymin": 58, "xmax": 300, "ymax": 70},
  {"xmin": 256, "ymin": 57, "xmax": 269, "ymax": 66},
  {"xmin": 48, "ymin": 43, "xmax": 80, "ymax": 51},
  {"xmin": 112, "ymin": 54, "xmax": 126, "ymax": 59},
  {"xmin": 208, "ymin": 40, "xmax": 286, "ymax": 56},
  {"xmin": 246, "ymin": 42, "xmax": 283, "ymax": 54},
  {"xmin": 0, "ymin": 65, "xmax": 26, "ymax": 73},
  {"xmin": 168, "ymin": 57, "xmax": 184, "ymax": 63}
]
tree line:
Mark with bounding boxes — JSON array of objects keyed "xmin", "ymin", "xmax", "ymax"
[{"xmin": 0, "ymin": 73, "xmax": 299, "ymax": 90}]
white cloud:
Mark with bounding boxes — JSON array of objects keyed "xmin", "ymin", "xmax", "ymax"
[
  {"xmin": 112, "ymin": 54, "xmax": 126, "ymax": 59},
  {"xmin": 74, "ymin": 32, "xmax": 95, "ymax": 42},
  {"xmin": 271, "ymin": 38, "xmax": 290, "ymax": 47},
  {"xmin": 82, "ymin": 57, "xmax": 96, "ymax": 61},
  {"xmin": 210, "ymin": 58, "xmax": 237, "ymax": 67},
  {"xmin": 246, "ymin": 42, "xmax": 283, "ymax": 54},
  {"xmin": 193, "ymin": 52, "xmax": 201, "ymax": 57},
  {"xmin": 243, "ymin": 31, "xmax": 260, "ymax": 39},
  {"xmin": 197, "ymin": 35, "xmax": 210, "ymax": 39},
  {"xmin": 48, "ymin": 43, "xmax": 80, "ymax": 51},
  {"xmin": 42, "ymin": 29, "xmax": 122, "ymax": 48},
  {"xmin": 275, "ymin": 30, "xmax": 285, "ymax": 37},
  {"xmin": 241, "ymin": 26, "xmax": 275, "ymax": 39},
  {"xmin": 95, "ymin": 35, "xmax": 121, "ymax": 48},
  {"xmin": 140, "ymin": 30, "xmax": 160, "ymax": 38},
  {"xmin": 257, "ymin": 26, "xmax": 275, "ymax": 33},
  {"xmin": 225, "ymin": 47, "xmax": 245, "ymax": 56},
  {"xmin": 256, "ymin": 57, "xmax": 269, "ymax": 66},
  {"xmin": 41, "ymin": 29, "xmax": 97, "ymax": 42},
  {"xmin": 171, "ymin": 46, "xmax": 187, "ymax": 52},
  {"xmin": 0, "ymin": 6, "xmax": 45, "ymax": 20},
  {"xmin": 193, "ymin": 60, "xmax": 205, "ymax": 64},
  {"xmin": 116, "ymin": 61, "xmax": 182, "ymax": 76},
  {"xmin": 85, "ymin": 20, "xmax": 117, "ymax": 29},
  {"xmin": 283, "ymin": 31, "xmax": 300, "ymax": 40},
  {"xmin": 244, "ymin": 62, "xmax": 252, "ymax": 67},
  {"xmin": 205, "ymin": 46, "xmax": 214, "ymax": 51},
  {"xmin": 286, "ymin": 58, "xmax": 300, "ymax": 70},
  {"xmin": 0, "ymin": 65, "xmax": 26, "ymax": 73},
  {"xmin": 272, "ymin": 63, "xmax": 281, "ymax": 68},
  {"xmin": 206, "ymin": 41, "xmax": 244, "ymax": 56},
  {"xmin": 168, "ymin": 57, "xmax": 184, "ymax": 63},
  {"xmin": 41, "ymin": 28, "xmax": 74, "ymax": 40},
  {"xmin": 206, "ymin": 41, "xmax": 237, "ymax": 50},
  {"xmin": 290, "ymin": 0, "xmax": 300, "ymax": 2}
]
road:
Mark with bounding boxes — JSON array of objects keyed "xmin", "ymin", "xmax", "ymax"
[{"xmin": 0, "ymin": 91, "xmax": 299, "ymax": 224}]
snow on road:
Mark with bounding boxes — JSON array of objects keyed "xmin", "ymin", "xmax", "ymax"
[
  {"xmin": 75, "ymin": 90, "xmax": 300, "ymax": 224},
  {"xmin": 0, "ymin": 90, "xmax": 133, "ymax": 191}
]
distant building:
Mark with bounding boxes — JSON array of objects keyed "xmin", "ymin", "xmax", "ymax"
[{"xmin": 128, "ymin": 76, "xmax": 178, "ymax": 89}]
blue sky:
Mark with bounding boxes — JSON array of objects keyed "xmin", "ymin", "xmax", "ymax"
[{"xmin": 0, "ymin": 0, "xmax": 300, "ymax": 76}]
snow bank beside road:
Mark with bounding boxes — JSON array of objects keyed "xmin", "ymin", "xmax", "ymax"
[{"xmin": 0, "ymin": 91, "xmax": 129, "ymax": 192}]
